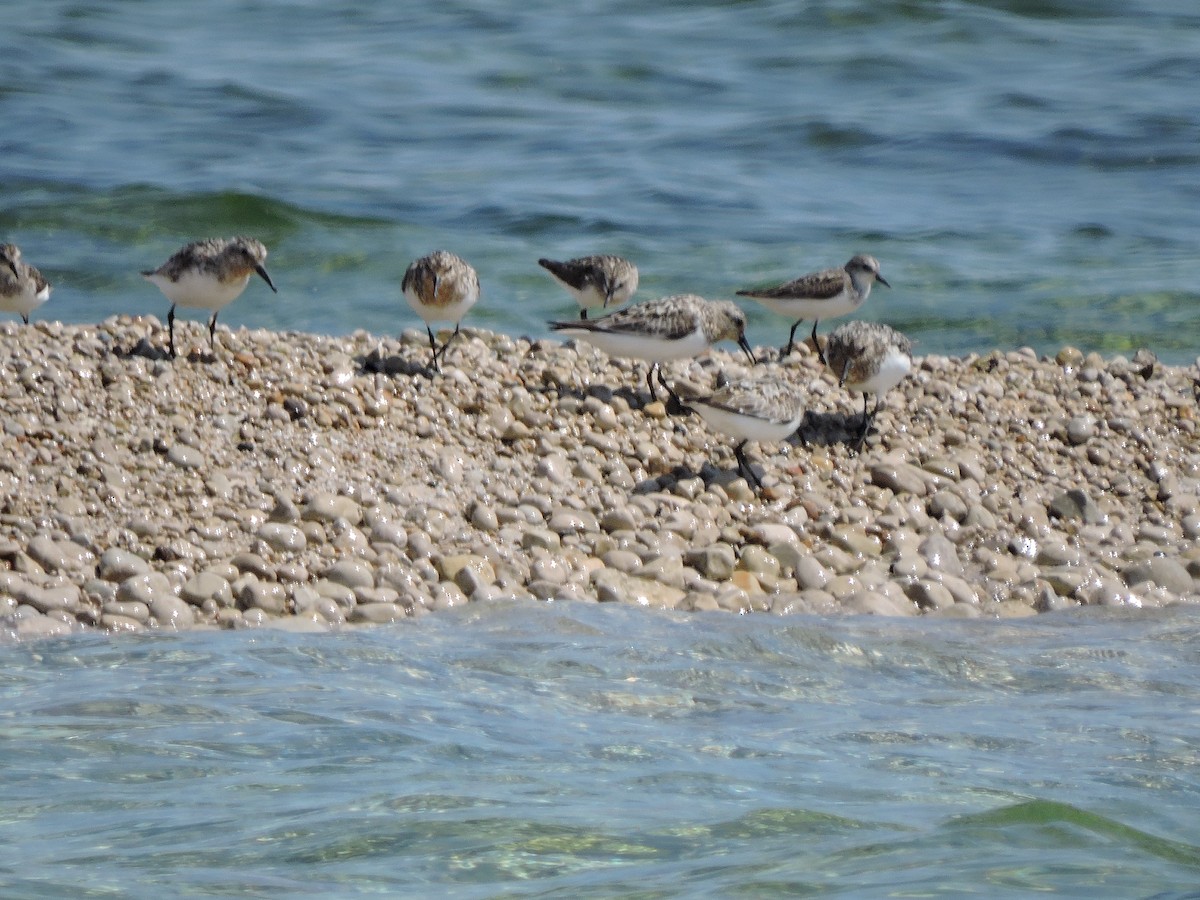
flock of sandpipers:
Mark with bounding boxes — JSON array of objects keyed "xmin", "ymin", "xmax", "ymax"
[{"xmin": 0, "ymin": 238, "xmax": 913, "ymax": 490}]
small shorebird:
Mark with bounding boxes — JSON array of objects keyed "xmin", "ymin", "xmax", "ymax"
[
  {"xmin": 537, "ymin": 254, "xmax": 638, "ymax": 320},
  {"xmin": 549, "ymin": 294, "xmax": 755, "ymax": 402},
  {"xmin": 142, "ymin": 236, "xmax": 276, "ymax": 359},
  {"xmin": 402, "ymin": 250, "xmax": 480, "ymax": 372},
  {"xmin": 687, "ymin": 376, "xmax": 805, "ymax": 490},
  {"xmin": 0, "ymin": 244, "xmax": 52, "ymax": 324},
  {"xmin": 737, "ymin": 254, "xmax": 889, "ymax": 361},
  {"xmin": 823, "ymin": 320, "xmax": 913, "ymax": 446}
]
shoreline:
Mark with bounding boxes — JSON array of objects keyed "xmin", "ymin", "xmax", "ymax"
[{"xmin": 1, "ymin": 315, "xmax": 1198, "ymax": 638}]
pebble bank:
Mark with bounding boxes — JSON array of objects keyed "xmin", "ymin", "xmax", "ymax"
[{"xmin": 2, "ymin": 317, "xmax": 1199, "ymax": 638}]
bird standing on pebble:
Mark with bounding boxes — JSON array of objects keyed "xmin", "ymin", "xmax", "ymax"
[
  {"xmin": 737, "ymin": 254, "xmax": 890, "ymax": 362},
  {"xmin": 0, "ymin": 243, "xmax": 52, "ymax": 325},
  {"xmin": 823, "ymin": 319, "xmax": 913, "ymax": 446},
  {"xmin": 402, "ymin": 250, "xmax": 480, "ymax": 373},
  {"xmin": 142, "ymin": 236, "xmax": 277, "ymax": 359}
]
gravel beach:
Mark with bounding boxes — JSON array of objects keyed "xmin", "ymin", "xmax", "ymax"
[{"xmin": 2, "ymin": 316, "xmax": 1199, "ymax": 638}]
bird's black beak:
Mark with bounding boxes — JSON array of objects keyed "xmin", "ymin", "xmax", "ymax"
[
  {"xmin": 738, "ymin": 335, "xmax": 757, "ymax": 366},
  {"xmin": 876, "ymin": 274, "xmax": 891, "ymax": 289},
  {"xmin": 256, "ymin": 265, "xmax": 278, "ymax": 293},
  {"xmin": 6, "ymin": 262, "xmax": 17, "ymax": 279}
]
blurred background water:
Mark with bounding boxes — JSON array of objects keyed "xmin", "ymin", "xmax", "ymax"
[
  {"xmin": 2, "ymin": 0, "xmax": 1199, "ymax": 360},
  {"xmin": 3, "ymin": 603, "xmax": 1200, "ymax": 895}
]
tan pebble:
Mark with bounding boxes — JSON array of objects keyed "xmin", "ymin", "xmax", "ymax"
[
  {"xmin": 729, "ymin": 570, "xmax": 764, "ymax": 594},
  {"xmin": 793, "ymin": 556, "xmax": 830, "ymax": 591},
  {"xmin": 828, "ymin": 524, "xmax": 882, "ymax": 557}
]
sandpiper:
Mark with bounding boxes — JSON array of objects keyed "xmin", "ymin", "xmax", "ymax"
[
  {"xmin": 687, "ymin": 376, "xmax": 805, "ymax": 490},
  {"xmin": 823, "ymin": 320, "xmax": 913, "ymax": 446},
  {"xmin": 142, "ymin": 236, "xmax": 276, "ymax": 359},
  {"xmin": 0, "ymin": 243, "xmax": 51, "ymax": 324},
  {"xmin": 537, "ymin": 254, "xmax": 638, "ymax": 320},
  {"xmin": 402, "ymin": 250, "xmax": 480, "ymax": 372},
  {"xmin": 549, "ymin": 294, "xmax": 755, "ymax": 402},
  {"xmin": 737, "ymin": 254, "xmax": 889, "ymax": 361}
]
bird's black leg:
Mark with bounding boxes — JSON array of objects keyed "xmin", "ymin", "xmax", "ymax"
[
  {"xmin": 854, "ymin": 393, "xmax": 874, "ymax": 449},
  {"xmin": 21, "ymin": 313, "xmax": 29, "ymax": 325},
  {"xmin": 645, "ymin": 363, "xmax": 659, "ymax": 401},
  {"xmin": 656, "ymin": 367, "xmax": 685, "ymax": 412},
  {"xmin": 426, "ymin": 325, "xmax": 441, "ymax": 372},
  {"xmin": 208, "ymin": 311, "xmax": 219, "ymax": 351},
  {"xmin": 812, "ymin": 320, "xmax": 826, "ymax": 366},
  {"xmin": 733, "ymin": 440, "xmax": 762, "ymax": 490},
  {"xmin": 580, "ymin": 309, "xmax": 588, "ymax": 321},
  {"xmin": 168, "ymin": 305, "xmax": 177, "ymax": 360},
  {"xmin": 782, "ymin": 320, "xmax": 802, "ymax": 359}
]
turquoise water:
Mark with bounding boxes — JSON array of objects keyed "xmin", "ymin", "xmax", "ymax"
[
  {"xmin": 3, "ymin": 603, "xmax": 1200, "ymax": 895},
  {"xmin": 2, "ymin": 1, "xmax": 1199, "ymax": 360}
]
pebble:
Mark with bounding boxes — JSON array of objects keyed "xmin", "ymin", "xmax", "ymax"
[
  {"xmin": 98, "ymin": 548, "xmax": 151, "ymax": 581},
  {"xmin": 258, "ymin": 523, "xmax": 307, "ymax": 552},
  {"xmin": 324, "ymin": 559, "xmax": 375, "ymax": 590},
  {"xmin": 167, "ymin": 443, "xmax": 205, "ymax": 469}
]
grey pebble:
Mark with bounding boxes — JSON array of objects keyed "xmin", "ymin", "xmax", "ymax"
[
  {"xmin": 258, "ymin": 523, "xmax": 307, "ymax": 552},
  {"xmin": 181, "ymin": 572, "xmax": 234, "ymax": 608},
  {"xmin": 98, "ymin": 548, "xmax": 150, "ymax": 581},
  {"xmin": 238, "ymin": 581, "xmax": 289, "ymax": 615},
  {"xmin": 167, "ymin": 444, "xmax": 205, "ymax": 469},
  {"xmin": 324, "ymin": 559, "xmax": 375, "ymax": 590}
]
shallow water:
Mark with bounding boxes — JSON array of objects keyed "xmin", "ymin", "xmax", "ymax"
[
  {"xmin": 2, "ymin": 1, "xmax": 1199, "ymax": 360},
  {"xmin": 3, "ymin": 602, "xmax": 1200, "ymax": 895}
]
